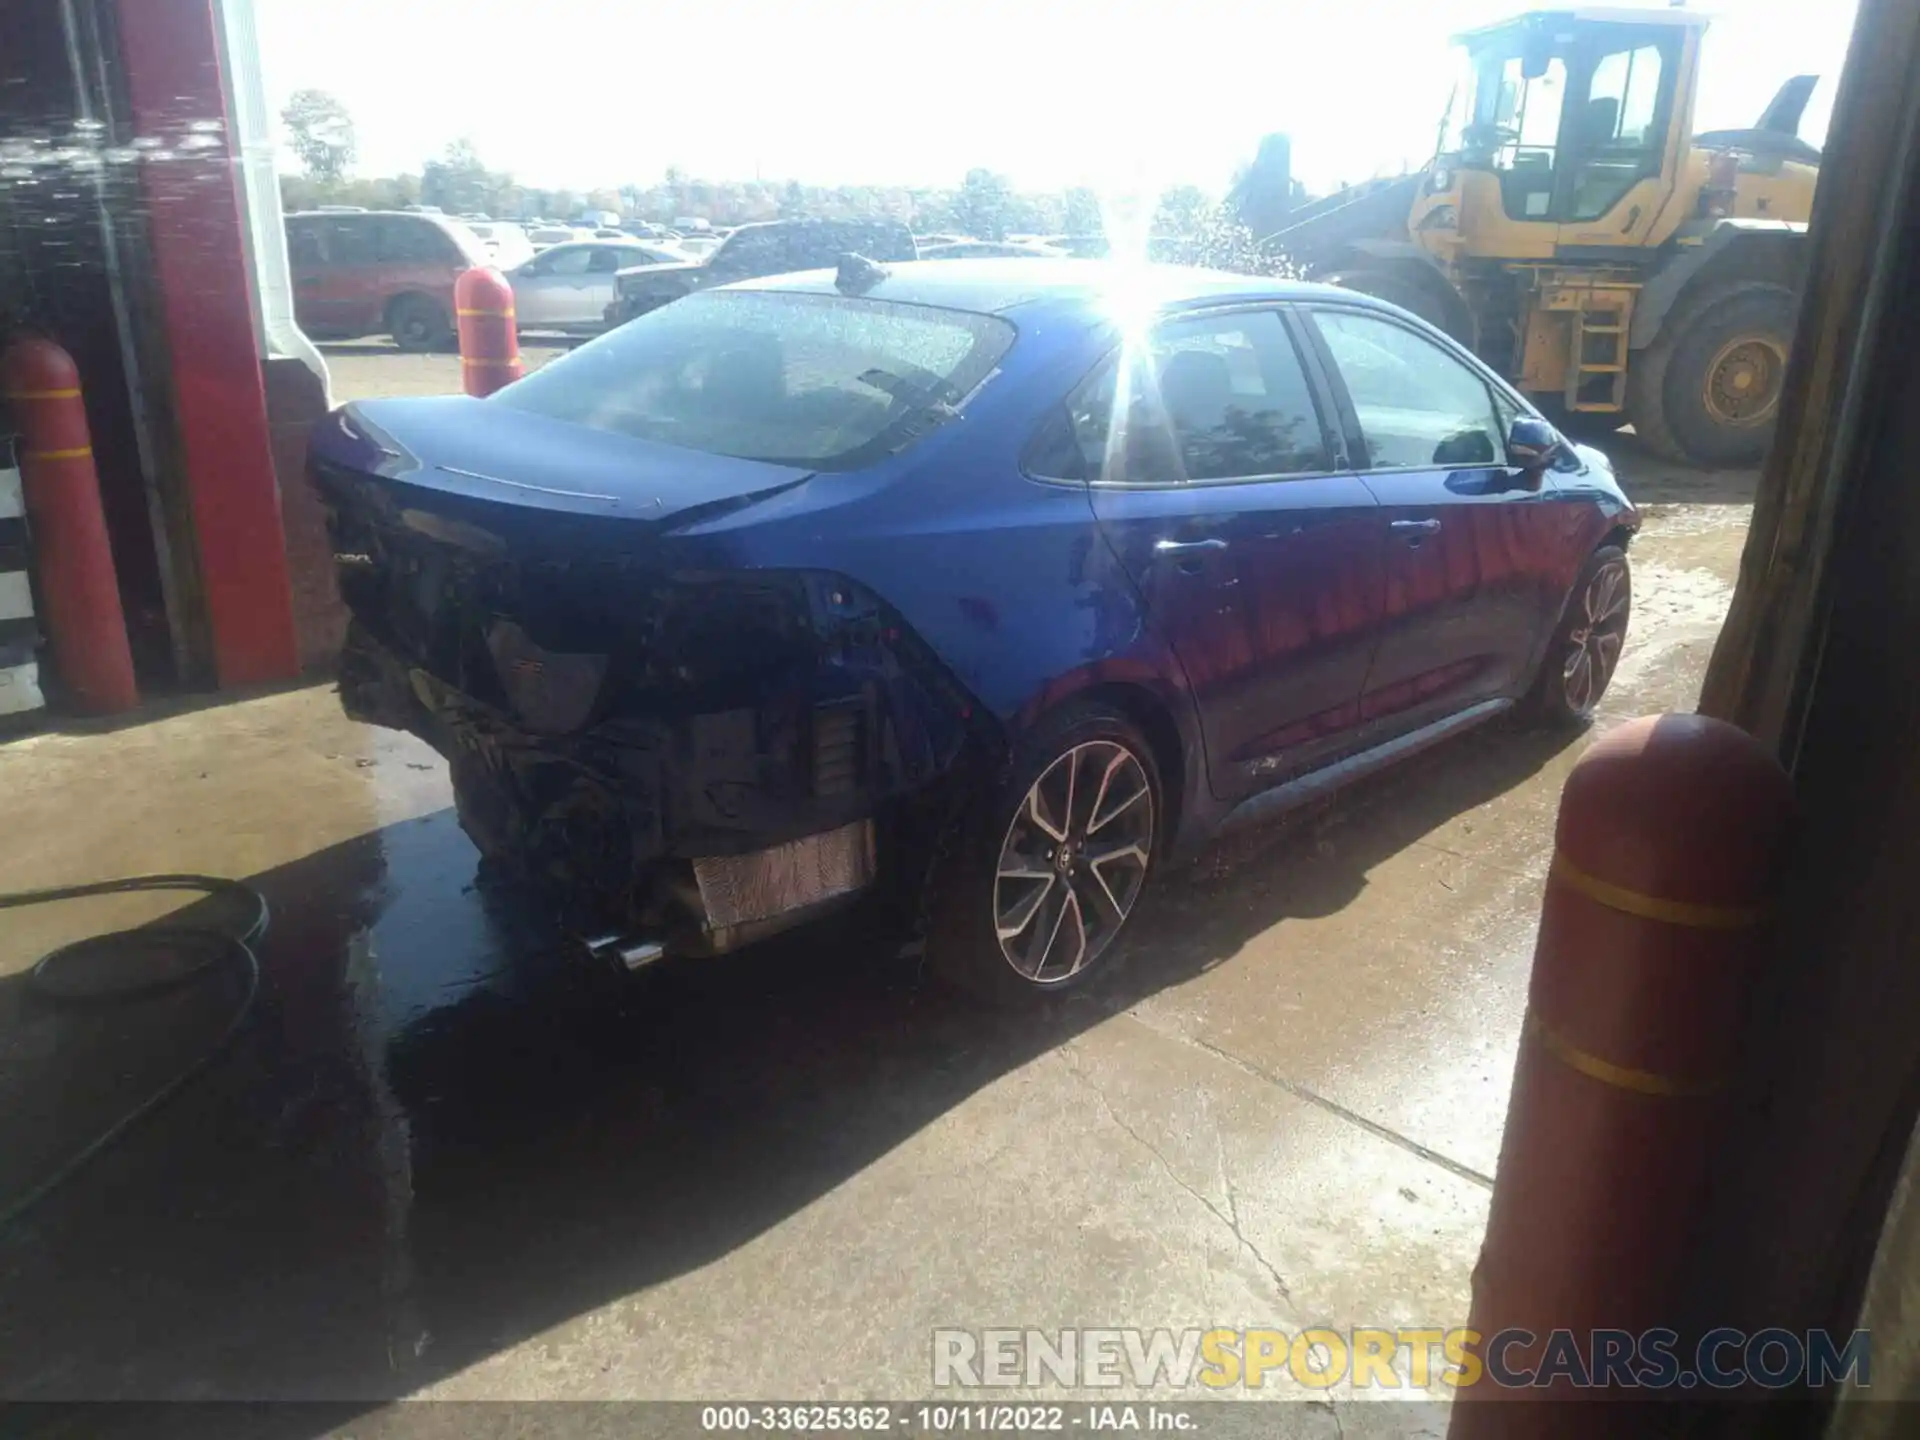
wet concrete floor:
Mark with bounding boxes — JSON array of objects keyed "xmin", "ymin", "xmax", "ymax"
[{"xmin": 0, "ymin": 429, "xmax": 1751, "ymax": 1429}]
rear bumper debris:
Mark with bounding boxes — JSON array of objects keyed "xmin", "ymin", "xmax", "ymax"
[{"xmin": 338, "ymin": 609, "xmax": 976, "ymax": 953}]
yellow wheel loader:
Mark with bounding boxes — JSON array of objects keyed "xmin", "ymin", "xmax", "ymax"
[{"xmin": 1271, "ymin": 7, "xmax": 1819, "ymax": 467}]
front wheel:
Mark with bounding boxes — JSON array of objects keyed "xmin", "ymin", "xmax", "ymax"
[
  {"xmin": 1526, "ymin": 545, "xmax": 1631, "ymax": 725},
  {"xmin": 925, "ymin": 705, "xmax": 1162, "ymax": 1006}
]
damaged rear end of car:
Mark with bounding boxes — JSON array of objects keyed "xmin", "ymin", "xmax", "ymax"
[{"xmin": 313, "ymin": 378, "xmax": 995, "ymax": 962}]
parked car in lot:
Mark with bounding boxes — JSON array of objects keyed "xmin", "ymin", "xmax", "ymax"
[
  {"xmin": 527, "ymin": 224, "xmax": 588, "ymax": 252},
  {"xmin": 466, "ymin": 221, "xmax": 535, "ymax": 269},
  {"xmin": 604, "ymin": 217, "xmax": 918, "ymax": 325},
  {"xmin": 919, "ymin": 240, "xmax": 1066, "ymax": 260},
  {"xmin": 1044, "ymin": 234, "xmax": 1111, "ymax": 258},
  {"xmin": 286, "ymin": 209, "xmax": 488, "ymax": 350},
  {"xmin": 314, "ymin": 261, "xmax": 1635, "ymax": 1003},
  {"xmin": 507, "ymin": 239, "xmax": 690, "ymax": 334}
]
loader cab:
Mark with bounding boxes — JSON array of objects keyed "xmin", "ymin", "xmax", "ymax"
[{"xmin": 1425, "ymin": 9, "xmax": 1705, "ymax": 256}]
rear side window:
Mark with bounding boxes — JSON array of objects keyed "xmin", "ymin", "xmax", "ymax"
[
  {"xmin": 1150, "ymin": 311, "xmax": 1330, "ymax": 479},
  {"xmin": 1028, "ymin": 309, "xmax": 1330, "ymax": 484},
  {"xmin": 1311, "ymin": 308, "xmax": 1504, "ymax": 469},
  {"xmin": 494, "ymin": 289, "xmax": 1014, "ymax": 470},
  {"xmin": 320, "ymin": 217, "xmax": 376, "ymax": 265}
]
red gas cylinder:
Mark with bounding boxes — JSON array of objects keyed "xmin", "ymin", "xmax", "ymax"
[
  {"xmin": 1452, "ymin": 713, "xmax": 1792, "ymax": 1431},
  {"xmin": 454, "ymin": 267, "xmax": 524, "ymax": 398},
  {"xmin": 1, "ymin": 337, "xmax": 138, "ymax": 714}
]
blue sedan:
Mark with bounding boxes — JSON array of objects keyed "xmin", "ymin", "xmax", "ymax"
[{"xmin": 312, "ymin": 260, "xmax": 1636, "ymax": 1004}]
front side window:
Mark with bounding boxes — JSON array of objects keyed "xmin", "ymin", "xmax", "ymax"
[
  {"xmin": 375, "ymin": 217, "xmax": 458, "ymax": 264},
  {"xmin": 1490, "ymin": 53, "xmax": 1568, "ymax": 219},
  {"xmin": 495, "ymin": 289, "xmax": 1014, "ymax": 470},
  {"xmin": 1312, "ymin": 309, "xmax": 1503, "ymax": 469},
  {"xmin": 540, "ymin": 246, "xmax": 594, "ymax": 276}
]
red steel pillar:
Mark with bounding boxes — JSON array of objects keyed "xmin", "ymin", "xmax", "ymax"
[
  {"xmin": 2, "ymin": 338, "xmax": 138, "ymax": 713},
  {"xmin": 113, "ymin": 0, "xmax": 299, "ymax": 687},
  {"xmin": 455, "ymin": 268, "xmax": 524, "ymax": 397},
  {"xmin": 1452, "ymin": 713, "xmax": 1793, "ymax": 1431}
]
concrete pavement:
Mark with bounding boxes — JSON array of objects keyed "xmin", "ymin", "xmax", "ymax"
[{"xmin": 0, "ymin": 426, "xmax": 1749, "ymax": 1426}]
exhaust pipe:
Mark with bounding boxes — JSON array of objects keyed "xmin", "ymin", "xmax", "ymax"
[{"xmin": 582, "ymin": 932, "xmax": 668, "ymax": 972}]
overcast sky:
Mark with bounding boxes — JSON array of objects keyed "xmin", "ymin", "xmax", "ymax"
[{"xmin": 255, "ymin": 0, "xmax": 1858, "ymax": 196}]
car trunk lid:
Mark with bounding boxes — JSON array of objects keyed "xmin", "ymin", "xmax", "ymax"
[
  {"xmin": 315, "ymin": 395, "xmax": 811, "ymax": 533},
  {"xmin": 312, "ymin": 396, "xmax": 821, "ymax": 732}
]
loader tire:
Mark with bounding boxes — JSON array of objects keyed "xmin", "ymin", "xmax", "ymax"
[
  {"xmin": 1324, "ymin": 266, "xmax": 1463, "ymax": 341},
  {"xmin": 1628, "ymin": 282, "xmax": 1795, "ymax": 468}
]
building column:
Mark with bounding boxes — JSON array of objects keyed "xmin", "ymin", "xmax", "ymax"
[{"xmin": 112, "ymin": 0, "xmax": 298, "ymax": 687}]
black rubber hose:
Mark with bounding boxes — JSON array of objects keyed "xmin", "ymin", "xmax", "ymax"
[{"xmin": 0, "ymin": 875, "xmax": 267, "ymax": 1230}]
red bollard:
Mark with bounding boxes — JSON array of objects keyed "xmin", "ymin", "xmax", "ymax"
[
  {"xmin": 455, "ymin": 267, "xmax": 524, "ymax": 398},
  {"xmin": 1451, "ymin": 714, "xmax": 1792, "ymax": 1431},
  {"xmin": 1, "ymin": 338, "xmax": 138, "ymax": 714}
]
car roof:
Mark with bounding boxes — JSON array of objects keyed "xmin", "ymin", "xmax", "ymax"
[
  {"xmin": 288, "ymin": 208, "xmax": 463, "ymax": 230},
  {"xmin": 1456, "ymin": 6, "xmax": 1710, "ymax": 42},
  {"xmin": 730, "ymin": 218, "xmax": 911, "ymax": 235},
  {"xmin": 734, "ymin": 258, "xmax": 1365, "ymax": 319}
]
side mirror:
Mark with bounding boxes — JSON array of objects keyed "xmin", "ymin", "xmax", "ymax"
[
  {"xmin": 1521, "ymin": 33, "xmax": 1553, "ymax": 81},
  {"xmin": 1507, "ymin": 415, "xmax": 1564, "ymax": 470}
]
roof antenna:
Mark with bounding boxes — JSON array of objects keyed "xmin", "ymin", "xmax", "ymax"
[{"xmin": 836, "ymin": 253, "xmax": 889, "ymax": 295}]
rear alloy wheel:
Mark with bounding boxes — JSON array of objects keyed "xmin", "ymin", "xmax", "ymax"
[
  {"xmin": 389, "ymin": 293, "xmax": 451, "ymax": 353},
  {"xmin": 993, "ymin": 740, "xmax": 1154, "ymax": 985},
  {"xmin": 926, "ymin": 705, "xmax": 1162, "ymax": 1006},
  {"xmin": 1528, "ymin": 545, "xmax": 1631, "ymax": 724}
]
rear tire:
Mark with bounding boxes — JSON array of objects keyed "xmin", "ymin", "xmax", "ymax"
[
  {"xmin": 925, "ymin": 704, "xmax": 1162, "ymax": 1007},
  {"xmin": 388, "ymin": 293, "xmax": 451, "ymax": 353},
  {"xmin": 1525, "ymin": 545, "xmax": 1631, "ymax": 725},
  {"xmin": 1628, "ymin": 283, "xmax": 1794, "ymax": 467}
]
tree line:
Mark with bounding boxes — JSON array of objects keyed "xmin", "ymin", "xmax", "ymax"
[{"xmin": 279, "ymin": 89, "xmax": 1301, "ymax": 249}]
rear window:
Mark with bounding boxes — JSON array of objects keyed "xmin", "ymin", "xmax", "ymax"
[{"xmin": 494, "ymin": 289, "xmax": 1014, "ymax": 470}]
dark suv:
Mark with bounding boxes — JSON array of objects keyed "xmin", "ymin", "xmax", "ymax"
[
  {"xmin": 287, "ymin": 210, "xmax": 488, "ymax": 351},
  {"xmin": 605, "ymin": 218, "xmax": 917, "ymax": 326}
]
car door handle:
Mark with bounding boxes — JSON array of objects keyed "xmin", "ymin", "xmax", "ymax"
[
  {"xmin": 1154, "ymin": 537, "xmax": 1229, "ymax": 556},
  {"xmin": 1391, "ymin": 519, "xmax": 1442, "ymax": 536}
]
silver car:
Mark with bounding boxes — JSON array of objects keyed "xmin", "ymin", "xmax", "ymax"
[{"xmin": 508, "ymin": 239, "xmax": 685, "ymax": 333}]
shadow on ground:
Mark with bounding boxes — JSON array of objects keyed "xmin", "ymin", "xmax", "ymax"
[
  {"xmin": 1591, "ymin": 432, "xmax": 1760, "ymax": 506},
  {"xmin": 0, "ymin": 719, "xmax": 1576, "ymax": 1420}
]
